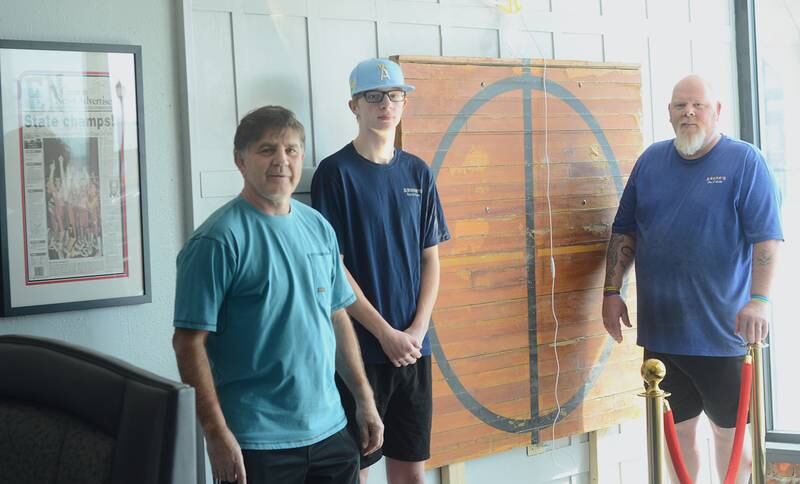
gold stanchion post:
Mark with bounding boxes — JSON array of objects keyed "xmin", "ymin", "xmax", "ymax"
[
  {"xmin": 640, "ymin": 359, "xmax": 670, "ymax": 484},
  {"xmin": 749, "ymin": 343, "xmax": 766, "ymax": 484}
]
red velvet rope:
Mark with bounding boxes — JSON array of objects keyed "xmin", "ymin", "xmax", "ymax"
[
  {"xmin": 662, "ymin": 357, "xmax": 753, "ymax": 484},
  {"xmin": 664, "ymin": 408, "xmax": 693, "ymax": 484},
  {"xmin": 723, "ymin": 358, "xmax": 753, "ymax": 484}
]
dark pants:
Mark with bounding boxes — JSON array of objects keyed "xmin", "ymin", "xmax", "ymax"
[{"xmin": 222, "ymin": 429, "xmax": 359, "ymax": 484}]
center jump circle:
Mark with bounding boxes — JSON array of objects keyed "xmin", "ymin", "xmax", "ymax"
[{"xmin": 428, "ymin": 72, "xmax": 624, "ymax": 433}]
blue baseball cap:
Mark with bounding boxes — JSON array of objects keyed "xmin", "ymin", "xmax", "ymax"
[{"xmin": 349, "ymin": 58, "xmax": 415, "ymax": 96}]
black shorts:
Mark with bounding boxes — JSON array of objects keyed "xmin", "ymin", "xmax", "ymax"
[
  {"xmin": 222, "ymin": 428, "xmax": 359, "ymax": 484},
  {"xmin": 644, "ymin": 349, "xmax": 748, "ymax": 428},
  {"xmin": 336, "ymin": 355, "xmax": 433, "ymax": 469}
]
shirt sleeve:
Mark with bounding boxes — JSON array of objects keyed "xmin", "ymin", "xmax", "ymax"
[
  {"xmin": 421, "ymin": 170, "xmax": 451, "ymax": 249},
  {"xmin": 738, "ymin": 148, "xmax": 784, "ymax": 243},
  {"xmin": 327, "ymin": 226, "xmax": 356, "ymax": 312},
  {"xmin": 310, "ymin": 163, "xmax": 347, "ymax": 254},
  {"xmin": 612, "ymin": 158, "xmax": 640, "ymax": 235},
  {"xmin": 173, "ymin": 236, "xmax": 236, "ymax": 331}
]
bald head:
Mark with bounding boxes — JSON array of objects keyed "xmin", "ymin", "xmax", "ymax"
[
  {"xmin": 668, "ymin": 75, "xmax": 722, "ymax": 159},
  {"xmin": 671, "ymin": 75, "xmax": 718, "ymax": 107}
]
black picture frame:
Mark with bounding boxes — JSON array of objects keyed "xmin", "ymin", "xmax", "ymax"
[{"xmin": 0, "ymin": 39, "xmax": 150, "ymax": 316}]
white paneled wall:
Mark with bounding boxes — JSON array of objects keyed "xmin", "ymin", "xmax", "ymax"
[
  {"xmin": 552, "ymin": 0, "xmax": 601, "ymax": 16},
  {"xmin": 647, "ymin": 0, "xmax": 691, "ymax": 24},
  {"xmin": 554, "ymin": 32, "xmax": 604, "ymax": 61},
  {"xmin": 445, "ymin": 26, "xmax": 501, "ymax": 57},
  {"xmin": 235, "ymin": 14, "xmax": 313, "ymax": 143},
  {"xmin": 310, "ymin": 16, "xmax": 376, "ymax": 156},
  {"xmin": 602, "ymin": 0, "xmax": 645, "ymax": 18},
  {"xmin": 649, "ymin": 35, "xmax": 693, "ymax": 140},
  {"xmin": 182, "ymin": 0, "xmax": 737, "ymax": 227},
  {"xmin": 383, "ymin": 22, "xmax": 442, "ymax": 56},
  {"xmin": 185, "ymin": 10, "xmax": 239, "ymax": 221},
  {"xmin": 181, "ymin": 1, "xmax": 738, "ymax": 482},
  {"xmin": 503, "ymin": 29, "xmax": 554, "ymax": 59}
]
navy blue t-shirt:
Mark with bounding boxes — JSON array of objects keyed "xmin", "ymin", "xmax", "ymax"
[
  {"xmin": 311, "ymin": 143, "xmax": 450, "ymax": 364},
  {"xmin": 612, "ymin": 135, "xmax": 783, "ymax": 356}
]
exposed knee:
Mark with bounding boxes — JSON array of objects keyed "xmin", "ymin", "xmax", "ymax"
[
  {"xmin": 359, "ymin": 467, "xmax": 370, "ymax": 484},
  {"xmin": 386, "ymin": 459, "xmax": 425, "ymax": 484},
  {"xmin": 708, "ymin": 421, "xmax": 746, "ymax": 449},
  {"xmin": 674, "ymin": 417, "xmax": 701, "ymax": 445}
]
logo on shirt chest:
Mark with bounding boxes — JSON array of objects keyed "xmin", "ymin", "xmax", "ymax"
[
  {"xmin": 706, "ymin": 175, "xmax": 727, "ymax": 185},
  {"xmin": 403, "ymin": 187, "xmax": 422, "ymax": 197}
]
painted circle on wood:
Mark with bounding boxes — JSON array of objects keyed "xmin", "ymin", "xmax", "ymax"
[{"xmin": 429, "ymin": 71, "xmax": 625, "ymax": 433}]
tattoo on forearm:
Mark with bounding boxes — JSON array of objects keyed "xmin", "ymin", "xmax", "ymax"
[
  {"xmin": 755, "ymin": 249, "xmax": 772, "ymax": 267},
  {"xmin": 606, "ymin": 266, "xmax": 616, "ymax": 283},
  {"xmin": 605, "ymin": 234, "xmax": 635, "ymax": 284},
  {"xmin": 606, "ymin": 241, "xmax": 619, "ymax": 282},
  {"xmin": 620, "ymin": 246, "xmax": 634, "ymax": 270}
]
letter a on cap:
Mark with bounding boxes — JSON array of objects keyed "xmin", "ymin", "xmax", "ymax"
[
  {"xmin": 349, "ymin": 58, "xmax": 415, "ymax": 96},
  {"xmin": 377, "ymin": 63, "xmax": 390, "ymax": 80}
]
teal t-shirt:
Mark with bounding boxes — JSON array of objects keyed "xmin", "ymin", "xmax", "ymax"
[{"xmin": 173, "ymin": 196, "xmax": 355, "ymax": 449}]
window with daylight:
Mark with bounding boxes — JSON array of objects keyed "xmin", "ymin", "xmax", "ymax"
[{"xmin": 753, "ymin": 0, "xmax": 800, "ymax": 441}]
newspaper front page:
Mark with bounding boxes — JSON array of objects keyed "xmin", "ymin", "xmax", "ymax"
[{"xmin": 18, "ymin": 73, "xmax": 126, "ymax": 284}]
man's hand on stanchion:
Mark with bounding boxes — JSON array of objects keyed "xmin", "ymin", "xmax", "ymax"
[
  {"xmin": 735, "ymin": 300, "xmax": 769, "ymax": 344},
  {"xmin": 602, "ymin": 294, "xmax": 631, "ymax": 343}
]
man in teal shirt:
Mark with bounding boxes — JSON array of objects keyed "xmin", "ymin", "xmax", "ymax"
[{"xmin": 173, "ymin": 106, "xmax": 382, "ymax": 484}]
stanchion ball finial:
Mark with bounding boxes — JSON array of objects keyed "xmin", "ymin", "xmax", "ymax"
[{"xmin": 641, "ymin": 358, "xmax": 666, "ymax": 395}]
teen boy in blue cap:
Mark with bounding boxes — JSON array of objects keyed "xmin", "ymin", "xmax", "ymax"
[{"xmin": 311, "ymin": 58, "xmax": 450, "ymax": 483}]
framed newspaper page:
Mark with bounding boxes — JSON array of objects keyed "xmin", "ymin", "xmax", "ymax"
[{"xmin": 0, "ymin": 40, "xmax": 150, "ymax": 316}]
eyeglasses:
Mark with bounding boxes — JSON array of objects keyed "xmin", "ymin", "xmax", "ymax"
[{"xmin": 359, "ymin": 90, "xmax": 406, "ymax": 103}]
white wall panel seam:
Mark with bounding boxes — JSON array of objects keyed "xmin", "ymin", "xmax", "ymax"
[
  {"xmin": 192, "ymin": 0, "xmax": 235, "ymax": 13},
  {"xmin": 306, "ymin": 14, "xmax": 321, "ymax": 166},
  {"xmin": 645, "ymin": 36, "xmax": 656, "ymax": 146},
  {"xmin": 231, "ymin": 10, "xmax": 244, "ymax": 125},
  {"xmin": 303, "ymin": 16, "xmax": 318, "ymax": 164},
  {"xmin": 179, "ymin": 0, "xmax": 201, "ymax": 232}
]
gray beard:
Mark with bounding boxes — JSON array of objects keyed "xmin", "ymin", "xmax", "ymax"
[{"xmin": 674, "ymin": 127, "xmax": 707, "ymax": 157}]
